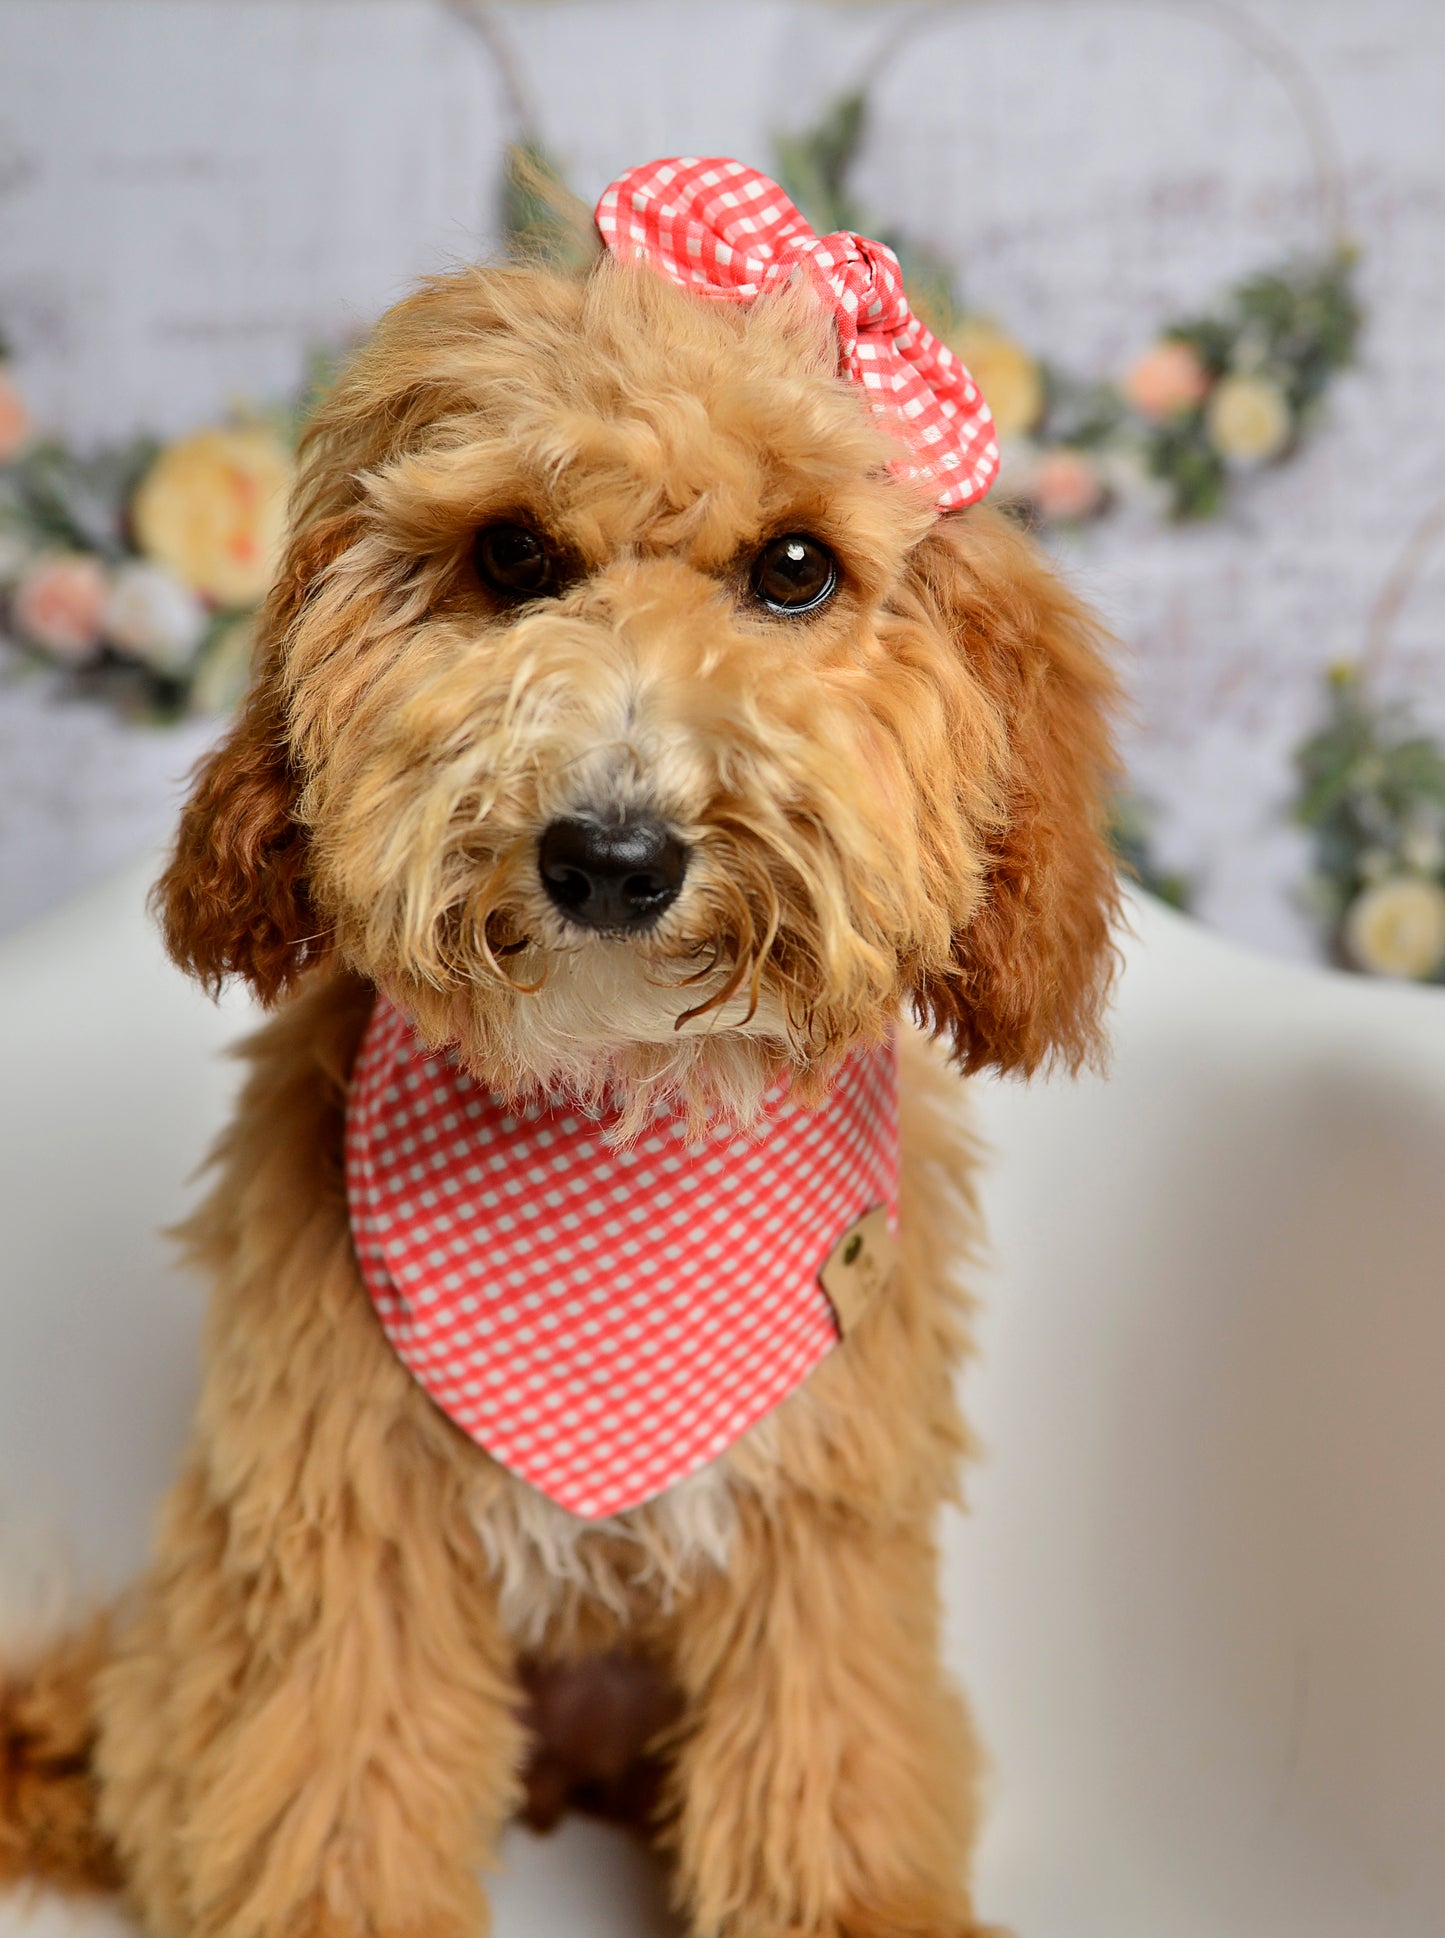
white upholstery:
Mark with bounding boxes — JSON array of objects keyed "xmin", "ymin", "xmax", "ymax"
[{"xmin": 2, "ymin": 861, "xmax": 1443, "ymax": 1938}]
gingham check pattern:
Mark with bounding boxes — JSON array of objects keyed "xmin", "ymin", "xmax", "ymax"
[
  {"xmin": 595, "ymin": 156, "xmax": 999, "ymax": 511},
  {"xmin": 346, "ymin": 998, "xmax": 900, "ymax": 1520}
]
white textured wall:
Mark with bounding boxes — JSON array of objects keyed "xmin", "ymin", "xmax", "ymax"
[{"xmin": 1, "ymin": 0, "xmax": 1443, "ymax": 951}]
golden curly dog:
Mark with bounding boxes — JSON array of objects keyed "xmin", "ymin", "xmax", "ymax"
[{"xmin": 1, "ymin": 250, "xmax": 1118, "ymax": 1938}]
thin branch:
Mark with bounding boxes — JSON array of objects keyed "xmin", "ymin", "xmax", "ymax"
[
  {"xmin": 1361, "ymin": 492, "xmax": 1445, "ymax": 684},
  {"xmin": 444, "ymin": 0, "xmax": 538, "ymax": 143}
]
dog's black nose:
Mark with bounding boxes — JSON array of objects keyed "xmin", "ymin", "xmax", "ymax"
[{"xmin": 537, "ymin": 816, "xmax": 688, "ymax": 932}]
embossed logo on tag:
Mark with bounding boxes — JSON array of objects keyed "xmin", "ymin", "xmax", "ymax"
[{"xmin": 818, "ymin": 1205, "xmax": 897, "ymax": 1335}]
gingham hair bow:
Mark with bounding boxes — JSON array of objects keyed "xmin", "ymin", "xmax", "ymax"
[{"xmin": 595, "ymin": 157, "xmax": 999, "ymax": 512}]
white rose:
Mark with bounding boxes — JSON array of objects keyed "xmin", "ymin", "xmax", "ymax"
[
  {"xmin": 1205, "ymin": 374, "xmax": 1293, "ymax": 467},
  {"xmin": 1344, "ymin": 876, "xmax": 1445, "ymax": 981},
  {"xmin": 102, "ymin": 560, "xmax": 208, "ymax": 674}
]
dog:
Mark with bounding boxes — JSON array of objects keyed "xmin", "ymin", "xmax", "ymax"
[{"xmin": 0, "ymin": 159, "xmax": 1118, "ymax": 1938}]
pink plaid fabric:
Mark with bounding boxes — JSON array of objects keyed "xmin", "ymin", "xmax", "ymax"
[
  {"xmin": 595, "ymin": 156, "xmax": 998, "ymax": 511},
  {"xmin": 346, "ymin": 998, "xmax": 900, "ymax": 1520}
]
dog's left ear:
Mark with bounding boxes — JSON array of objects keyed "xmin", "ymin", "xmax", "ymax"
[
  {"xmin": 151, "ymin": 512, "xmax": 352, "ymax": 1004},
  {"xmin": 907, "ymin": 506, "xmax": 1122, "ymax": 1076}
]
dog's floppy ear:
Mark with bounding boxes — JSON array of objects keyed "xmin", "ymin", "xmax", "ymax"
[
  {"xmin": 909, "ymin": 506, "xmax": 1122, "ymax": 1075},
  {"xmin": 153, "ymin": 512, "xmax": 351, "ymax": 1005},
  {"xmin": 154, "ymin": 267, "xmax": 577, "ymax": 1006}
]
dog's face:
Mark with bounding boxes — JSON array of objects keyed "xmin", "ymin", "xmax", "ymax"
[{"xmin": 159, "ymin": 260, "xmax": 1119, "ymax": 1125}]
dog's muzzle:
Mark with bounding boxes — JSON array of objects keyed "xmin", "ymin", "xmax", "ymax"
[{"xmin": 538, "ymin": 815, "xmax": 689, "ymax": 933}]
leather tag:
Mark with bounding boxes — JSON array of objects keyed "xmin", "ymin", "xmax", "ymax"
[{"xmin": 818, "ymin": 1205, "xmax": 897, "ymax": 1335}]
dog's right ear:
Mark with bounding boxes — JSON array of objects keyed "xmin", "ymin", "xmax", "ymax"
[{"xmin": 153, "ymin": 515, "xmax": 349, "ymax": 1004}]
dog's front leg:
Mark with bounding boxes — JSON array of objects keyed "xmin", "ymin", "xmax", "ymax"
[
  {"xmin": 96, "ymin": 1411, "xmax": 526, "ymax": 1938},
  {"xmin": 666, "ymin": 1498, "xmax": 989, "ymax": 1938},
  {"xmin": 91, "ymin": 1042, "xmax": 528, "ymax": 1938}
]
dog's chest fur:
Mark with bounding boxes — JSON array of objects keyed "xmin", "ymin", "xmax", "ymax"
[{"xmin": 470, "ymin": 1451, "xmax": 746, "ymax": 1645}]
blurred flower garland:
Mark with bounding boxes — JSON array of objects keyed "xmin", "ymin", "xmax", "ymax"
[
  {"xmin": 0, "ymin": 2, "xmax": 1361, "ymax": 740},
  {"xmin": 0, "ymin": 334, "xmax": 337, "ymax": 720},
  {"xmin": 7, "ymin": 0, "xmax": 1438, "ymax": 989},
  {"xmin": 1290, "ymin": 501, "xmax": 1445, "ymax": 984},
  {"xmin": 771, "ymin": 89, "xmax": 1362, "ymax": 530}
]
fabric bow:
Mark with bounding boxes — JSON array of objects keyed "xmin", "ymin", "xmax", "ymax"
[{"xmin": 594, "ymin": 157, "xmax": 999, "ymax": 513}]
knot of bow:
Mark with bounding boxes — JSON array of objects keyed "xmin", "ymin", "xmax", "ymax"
[{"xmin": 595, "ymin": 157, "xmax": 999, "ymax": 513}]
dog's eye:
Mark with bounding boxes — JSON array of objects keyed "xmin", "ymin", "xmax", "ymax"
[
  {"xmin": 474, "ymin": 522, "xmax": 558, "ymax": 599},
  {"xmin": 750, "ymin": 534, "xmax": 838, "ymax": 616}
]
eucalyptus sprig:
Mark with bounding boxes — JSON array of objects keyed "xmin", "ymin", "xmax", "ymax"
[
  {"xmin": 1292, "ymin": 666, "xmax": 1445, "ymax": 981},
  {"xmin": 0, "ymin": 378, "xmax": 299, "ymax": 724},
  {"xmin": 1109, "ymin": 795, "xmax": 1194, "ymax": 913},
  {"xmin": 1138, "ymin": 249, "xmax": 1362, "ymax": 518},
  {"xmin": 0, "ymin": 436, "xmax": 159, "ymax": 562},
  {"xmin": 501, "ymin": 140, "xmax": 601, "ymax": 274}
]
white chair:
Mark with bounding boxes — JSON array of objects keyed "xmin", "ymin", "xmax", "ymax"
[{"xmin": 3, "ymin": 860, "xmax": 1443, "ymax": 1938}]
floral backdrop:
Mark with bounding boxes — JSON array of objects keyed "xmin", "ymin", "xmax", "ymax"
[{"xmin": 1, "ymin": 0, "xmax": 1443, "ymax": 984}]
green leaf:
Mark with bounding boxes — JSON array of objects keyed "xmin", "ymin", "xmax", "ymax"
[
  {"xmin": 771, "ymin": 90, "xmax": 968, "ymax": 328},
  {"xmin": 1108, "ymin": 792, "xmax": 1195, "ymax": 910},
  {"xmin": 1167, "ymin": 317, "xmax": 1236, "ymax": 378},
  {"xmin": 1289, "ymin": 665, "xmax": 1445, "ymax": 950},
  {"xmin": 1144, "ymin": 422, "xmax": 1227, "ymax": 519},
  {"xmin": 1040, "ymin": 367, "xmax": 1127, "ymax": 448},
  {"xmin": 501, "ymin": 140, "xmax": 595, "ymax": 274},
  {"xmin": 808, "ymin": 89, "xmax": 868, "ymax": 204},
  {"xmin": 773, "ymin": 91, "xmax": 869, "ymax": 237},
  {"xmin": 1383, "ymin": 737, "xmax": 1445, "ymax": 796}
]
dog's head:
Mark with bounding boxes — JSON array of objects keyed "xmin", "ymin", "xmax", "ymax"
[{"xmin": 157, "ymin": 258, "xmax": 1119, "ymax": 1125}]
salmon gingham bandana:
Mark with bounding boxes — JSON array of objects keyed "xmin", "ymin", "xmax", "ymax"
[
  {"xmin": 595, "ymin": 156, "xmax": 999, "ymax": 511},
  {"xmin": 346, "ymin": 998, "xmax": 901, "ymax": 1520}
]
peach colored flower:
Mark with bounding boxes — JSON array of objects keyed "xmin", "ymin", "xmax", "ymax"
[
  {"xmin": 132, "ymin": 425, "xmax": 291, "ymax": 607},
  {"xmin": 1122, "ymin": 339, "xmax": 1210, "ymax": 422},
  {"xmin": 11, "ymin": 552, "xmax": 108, "ymax": 662},
  {"xmin": 946, "ymin": 320, "xmax": 1044, "ymax": 439},
  {"xmin": 1032, "ymin": 447, "xmax": 1105, "ymax": 523},
  {"xmin": 0, "ymin": 368, "xmax": 30, "ymax": 464}
]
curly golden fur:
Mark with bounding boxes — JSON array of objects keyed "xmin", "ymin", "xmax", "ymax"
[{"xmin": 3, "ymin": 251, "xmax": 1119, "ymax": 1938}]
